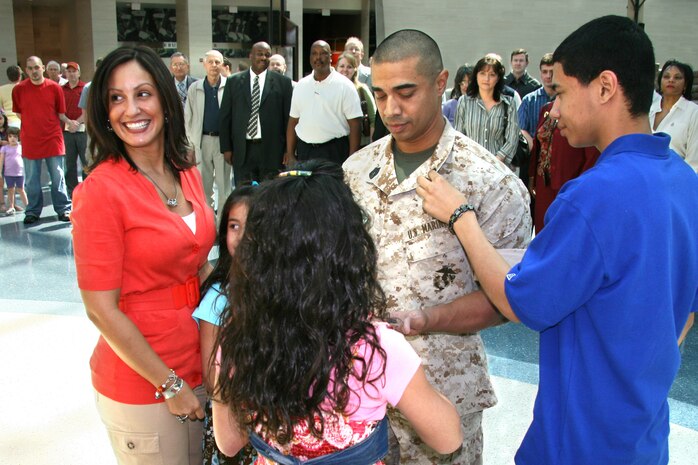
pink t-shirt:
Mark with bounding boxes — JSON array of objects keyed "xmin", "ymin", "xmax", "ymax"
[
  {"xmin": 218, "ymin": 322, "xmax": 422, "ymax": 422},
  {"xmin": 327, "ymin": 322, "xmax": 422, "ymax": 421}
]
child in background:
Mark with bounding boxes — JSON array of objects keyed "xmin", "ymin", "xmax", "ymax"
[
  {"xmin": 0, "ymin": 127, "xmax": 28, "ymax": 216},
  {"xmin": 213, "ymin": 160, "xmax": 462, "ymax": 464},
  {"xmin": 0, "ymin": 110, "xmax": 8, "ymax": 212},
  {"xmin": 194, "ymin": 186, "xmax": 257, "ymax": 465}
]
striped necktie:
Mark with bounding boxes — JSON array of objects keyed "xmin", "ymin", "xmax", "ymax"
[
  {"xmin": 247, "ymin": 75, "xmax": 260, "ymax": 138},
  {"xmin": 177, "ymin": 80, "xmax": 187, "ymax": 105}
]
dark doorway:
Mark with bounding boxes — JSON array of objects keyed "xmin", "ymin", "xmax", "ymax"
[{"xmin": 301, "ymin": 12, "xmax": 361, "ymax": 76}]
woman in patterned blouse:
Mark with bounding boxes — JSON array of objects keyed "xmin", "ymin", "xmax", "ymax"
[{"xmin": 454, "ymin": 55, "xmax": 520, "ymax": 167}]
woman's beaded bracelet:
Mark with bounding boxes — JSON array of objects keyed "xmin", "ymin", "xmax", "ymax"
[
  {"xmin": 448, "ymin": 204, "xmax": 475, "ymax": 234},
  {"xmin": 155, "ymin": 369, "xmax": 183, "ymax": 400}
]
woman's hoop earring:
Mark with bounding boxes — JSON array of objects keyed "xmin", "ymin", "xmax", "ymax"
[{"xmin": 107, "ymin": 120, "xmax": 113, "ymax": 132}]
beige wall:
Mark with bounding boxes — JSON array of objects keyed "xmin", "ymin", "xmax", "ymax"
[
  {"xmin": 5, "ymin": 0, "xmax": 697, "ymax": 85},
  {"xmin": 378, "ymin": 0, "xmax": 698, "ymax": 86},
  {"xmin": 0, "ymin": 0, "xmax": 18, "ymax": 74}
]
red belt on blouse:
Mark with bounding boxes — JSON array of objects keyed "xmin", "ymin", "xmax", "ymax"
[{"xmin": 118, "ymin": 276, "xmax": 200, "ymax": 312}]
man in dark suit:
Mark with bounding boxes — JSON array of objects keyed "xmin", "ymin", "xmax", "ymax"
[{"xmin": 220, "ymin": 42, "xmax": 293, "ymax": 186}]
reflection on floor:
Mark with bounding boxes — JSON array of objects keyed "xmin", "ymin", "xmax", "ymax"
[{"xmin": 1, "ymin": 200, "xmax": 695, "ymax": 465}]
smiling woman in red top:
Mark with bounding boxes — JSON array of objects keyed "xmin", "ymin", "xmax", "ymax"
[{"xmin": 71, "ymin": 46, "xmax": 216, "ymax": 465}]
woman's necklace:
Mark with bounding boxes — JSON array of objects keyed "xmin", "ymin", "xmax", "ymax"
[{"xmin": 138, "ymin": 166, "xmax": 178, "ymax": 207}]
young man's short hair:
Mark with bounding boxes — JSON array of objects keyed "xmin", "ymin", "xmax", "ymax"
[
  {"xmin": 6, "ymin": 65, "xmax": 21, "ymax": 82},
  {"xmin": 510, "ymin": 48, "xmax": 529, "ymax": 61},
  {"xmin": 539, "ymin": 53, "xmax": 554, "ymax": 68},
  {"xmin": 553, "ymin": 15, "xmax": 655, "ymax": 117}
]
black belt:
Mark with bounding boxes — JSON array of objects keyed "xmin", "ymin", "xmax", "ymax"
[
  {"xmin": 299, "ymin": 136, "xmax": 346, "ymax": 148},
  {"xmin": 246, "ymin": 139, "xmax": 263, "ymax": 144},
  {"xmin": 202, "ymin": 131, "xmax": 219, "ymax": 137}
]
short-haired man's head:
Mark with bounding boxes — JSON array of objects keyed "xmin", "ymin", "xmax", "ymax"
[
  {"xmin": 553, "ymin": 15, "xmax": 655, "ymax": 117},
  {"xmin": 6, "ymin": 65, "xmax": 21, "ymax": 82},
  {"xmin": 510, "ymin": 48, "xmax": 529, "ymax": 62},
  {"xmin": 269, "ymin": 54, "xmax": 287, "ymax": 74},
  {"xmin": 372, "ymin": 29, "xmax": 443, "ymax": 80},
  {"xmin": 345, "ymin": 37, "xmax": 365, "ymax": 61},
  {"xmin": 658, "ymin": 59, "xmax": 694, "ymax": 101},
  {"xmin": 170, "ymin": 52, "xmax": 190, "ymax": 80},
  {"xmin": 170, "ymin": 52, "xmax": 189, "ymax": 64},
  {"xmin": 345, "ymin": 37, "xmax": 364, "ymax": 52},
  {"xmin": 539, "ymin": 53, "xmax": 554, "ymax": 69},
  {"xmin": 46, "ymin": 60, "xmax": 62, "ymax": 80},
  {"xmin": 467, "ymin": 55, "xmax": 505, "ymax": 100},
  {"xmin": 205, "ymin": 50, "xmax": 224, "ymax": 61}
]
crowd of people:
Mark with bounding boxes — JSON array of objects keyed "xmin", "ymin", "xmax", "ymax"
[{"xmin": 3, "ymin": 13, "xmax": 697, "ymax": 465}]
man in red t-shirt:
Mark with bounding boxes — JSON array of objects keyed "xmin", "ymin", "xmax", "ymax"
[
  {"xmin": 62, "ymin": 61, "xmax": 87, "ymax": 198},
  {"xmin": 12, "ymin": 56, "xmax": 77, "ymax": 224}
]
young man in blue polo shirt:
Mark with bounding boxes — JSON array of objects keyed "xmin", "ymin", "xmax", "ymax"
[{"xmin": 413, "ymin": 15, "xmax": 698, "ymax": 464}]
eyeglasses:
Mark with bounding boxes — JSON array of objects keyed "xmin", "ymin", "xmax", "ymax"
[{"xmin": 171, "ymin": 63, "xmax": 188, "ymax": 68}]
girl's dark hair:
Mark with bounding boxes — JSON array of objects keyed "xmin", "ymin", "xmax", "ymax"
[
  {"xmin": 86, "ymin": 45, "xmax": 193, "ymax": 172},
  {"xmin": 216, "ymin": 160, "xmax": 387, "ymax": 444},
  {"xmin": 467, "ymin": 56, "xmax": 505, "ymax": 101},
  {"xmin": 200, "ymin": 185, "xmax": 256, "ymax": 299},
  {"xmin": 658, "ymin": 59, "xmax": 694, "ymax": 101},
  {"xmin": 6, "ymin": 126, "xmax": 20, "ymax": 138},
  {"xmin": 450, "ymin": 64, "xmax": 472, "ymax": 100}
]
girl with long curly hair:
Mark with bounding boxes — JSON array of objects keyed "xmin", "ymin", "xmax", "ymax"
[{"xmin": 212, "ymin": 160, "xmax": 461, "ymax": 464}]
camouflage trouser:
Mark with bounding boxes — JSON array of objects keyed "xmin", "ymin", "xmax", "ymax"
[{"xmin": 389, "ymin": 409, "xmax": 483, "ymax": 465}]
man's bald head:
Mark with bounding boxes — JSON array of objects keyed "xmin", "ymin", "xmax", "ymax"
[
  {"xmin": 250, "ymin": 42, "xmax": 271, "ymax": 74},
  {"xmin": 372, "ymin": 29, "xmax": 443, "ymax": 80}
]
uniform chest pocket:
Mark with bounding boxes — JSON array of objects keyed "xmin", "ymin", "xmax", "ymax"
[{"xmin": 404, "ymin": 225, "xmax": 471, "ymax": 301}]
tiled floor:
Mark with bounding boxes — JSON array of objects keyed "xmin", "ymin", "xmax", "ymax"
[{"xmin": 1, "ymin": 194, "xmax": 696, "ymax": 464}]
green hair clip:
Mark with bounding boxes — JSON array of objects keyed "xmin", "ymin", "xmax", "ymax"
[{"xmin": 278, "ymin": 170, "xmax": 312, "ymax": 178}]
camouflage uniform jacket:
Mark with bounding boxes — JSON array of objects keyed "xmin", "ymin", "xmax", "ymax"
[{"xmin": 343, "ymin": 122, "xmax": 531, "ymax": 418}]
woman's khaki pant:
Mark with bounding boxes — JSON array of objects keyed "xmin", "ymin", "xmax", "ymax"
[{"xmin": 94, "ymin": 386, "xmax": 205, "ymax": 465}]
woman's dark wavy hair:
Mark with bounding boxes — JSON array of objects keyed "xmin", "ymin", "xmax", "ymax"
[
  {"xmin": 215, "ymin": 160, "xmax": 387, "ymax": 444},
  {"xmin": 658, "ymin": 60, "xmax": 694, "ymax": 101},
  {"xmin": 466, "ymin": 56, "xmax": 505, "ymax": 101},
  {"xmin": 450, "ymin": 64, "xmax": 472, "ymax": 100},
  {"xmin": 86, "ymin": 45, "xmax": 193, "ymax": 172}
]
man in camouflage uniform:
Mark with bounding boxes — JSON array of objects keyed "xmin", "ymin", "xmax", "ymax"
[{"xmin": 343, "ymin": 30, "xmax": 531, "ymax": 465}]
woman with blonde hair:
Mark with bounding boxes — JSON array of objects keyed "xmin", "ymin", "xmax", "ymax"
[{"xmin": 337, "ymin": 51, "xmax": 376, "ymax": 147}]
